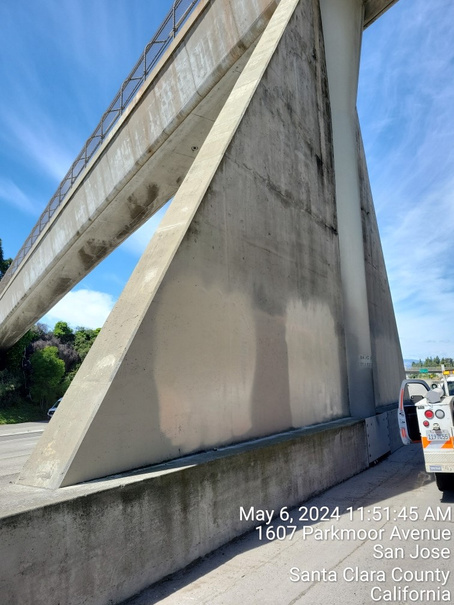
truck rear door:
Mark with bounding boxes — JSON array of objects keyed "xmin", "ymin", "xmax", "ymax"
[{"xmin": 398, "ymin": 379, "xmax": 430, "ymax": 444}]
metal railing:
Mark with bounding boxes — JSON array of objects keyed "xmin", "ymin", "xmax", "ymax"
[{"xmin": 0, "ymin": 0, "xmax": 202, "ymax": 294}]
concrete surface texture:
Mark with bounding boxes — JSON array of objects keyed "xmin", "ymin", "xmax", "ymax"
[
  {"xmin": 17, "ymin": 0, "xmax": 404, "ymax": 489},
  {"xmin": 0, "ymin": 417, "xmax": 375, "ymax": 605},
  {"xmin": 121, "ymin": 445, "xmax": 454, "ymax": 605},
  {"xmin": 320, "ymin": 0, "xmax": 378, "ymax": 419}
]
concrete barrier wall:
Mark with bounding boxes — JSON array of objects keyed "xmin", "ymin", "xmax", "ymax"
[{"xmin": 2, "ymin": 418, "xmax": 373, "ymax": 605}]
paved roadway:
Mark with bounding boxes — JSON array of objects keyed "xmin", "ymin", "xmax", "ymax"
[
  {"xmin": 0, "ymin": 422, "xmax": 45, "ymax": 486},
  {"xmin": 123, "ymin": 445, "xmax": 454, "ymax": 605}
]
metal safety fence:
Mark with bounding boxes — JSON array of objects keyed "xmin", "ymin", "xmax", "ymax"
[{"xmin": 0, "ymin": 0, "xmax": 202, "ymax": 294}]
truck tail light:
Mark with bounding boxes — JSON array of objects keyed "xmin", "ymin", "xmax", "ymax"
[{"xmin": 424, "ymin": 409, "xmax": 434, "ymax": 419}]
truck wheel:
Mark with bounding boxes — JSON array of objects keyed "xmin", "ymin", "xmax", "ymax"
[{"xmin": 435, "ymin": 473, "xmax": 454, "ymax": 492}]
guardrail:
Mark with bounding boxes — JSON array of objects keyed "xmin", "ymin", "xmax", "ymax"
[{"xmin": 0, "ymin": 0, "xmax": 202, "ymax": 294}]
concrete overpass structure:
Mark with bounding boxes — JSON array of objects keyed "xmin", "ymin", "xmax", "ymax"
[
  {"xmin": 0, "ymin": 0, "xmax": 407, "ymax": 602},
  {"xmin": 3, "ymin": 0, "xmax": 403, "ymax": 487}
]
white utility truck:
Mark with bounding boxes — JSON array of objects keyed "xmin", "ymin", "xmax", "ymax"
[{"xmin": 398, "ymin": 373, "xmax": 454, "ymax": 491}]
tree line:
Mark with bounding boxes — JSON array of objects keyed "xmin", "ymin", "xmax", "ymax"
[
  {"xmin": 411, "ymin": 357, "xmax": 454, "ymax": 368},
  {"xmin": 0, "ymin": 237, "xmax": 12, "ymax": 279},
  {"xmin": 0, "ymin": 239, "xmax": 99, "ymax": 415},
  {"xmin": 0, "ymin": 321, "xmax": 100, "ymax": 414}
]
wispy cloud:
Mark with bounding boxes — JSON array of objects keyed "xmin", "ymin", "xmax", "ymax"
[
  {"xmin": 2, "ymin": 112, "xmax": 77, "ymax": 184},
  {"xmin": 40, "ymin": 289, "xmax": 115, "ymax": 330},
  {"xmin": 0, "ymin": 178, "xmax": 38, "ymax": 215},
  {"xmin": 383, "ymin": 174, "xmax": 454, "ymax": 318},
  {"xmin": 359, "ymin": 0, "xmax": 454, "ymax": 358}
]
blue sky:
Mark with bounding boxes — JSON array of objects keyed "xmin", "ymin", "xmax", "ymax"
[
  {"xmin": 0, "ymin": 0, "xmax": 453, "ymax": 361},
  {"xmin": 358, "ymin": 0, "xmax": 454, "ymax": 360}
]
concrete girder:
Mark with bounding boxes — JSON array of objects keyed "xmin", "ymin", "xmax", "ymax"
[{"xmin": 364, "ymin": 0, "xmax": 399, "ymax": 27}]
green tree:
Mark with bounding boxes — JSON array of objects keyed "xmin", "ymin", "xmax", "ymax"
[
  {"xmin": 0, "ymin": 238, "xmax": 12, "ymax": 279},
  {"xmin": 74, "ymin": 327, "xmax": 100, "ymax": 361},
  {"xmin": 0, "ymin": 369, "xmax": 22, "ymax": 407},
  {"xmin": 60, "ymin": 364, "xmax": 80, "ymax": 393},
  {"xmin": 53, "ymin": 321, "xmax": 74, "ymax": 344},
  {"xmin": 30, "ymin": 346, "xmax": 65, "ymax": 410},
  {"xmin": 4, "ymin": 328, "xmax": 38, "ymax": 372}
]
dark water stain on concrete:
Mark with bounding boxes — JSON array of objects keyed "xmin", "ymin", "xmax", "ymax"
[{"xmin": 78, "ymin": 239, "xmax": 109, "ymax": 271}]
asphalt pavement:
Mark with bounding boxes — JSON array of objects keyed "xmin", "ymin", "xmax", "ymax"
[{"xmin": 0, "ymin": 421, "xmax": 45, "ymax": 485}]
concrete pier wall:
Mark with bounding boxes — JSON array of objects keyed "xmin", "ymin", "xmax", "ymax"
[
  {"xmin": 19, "ymin": 0, "xmax": 353, "ymax": 489},
  {"xmin": 357, "ymin": 124, "xmax": 404, "ymax": 407},
  {"xmin": 18, "ymin": 0, "xmax": 404, "ymax": 490}
]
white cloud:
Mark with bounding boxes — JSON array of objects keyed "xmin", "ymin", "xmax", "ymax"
[{"xmin": 40, "ymin": 289, "xmax": 116, "ymax": 330}]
